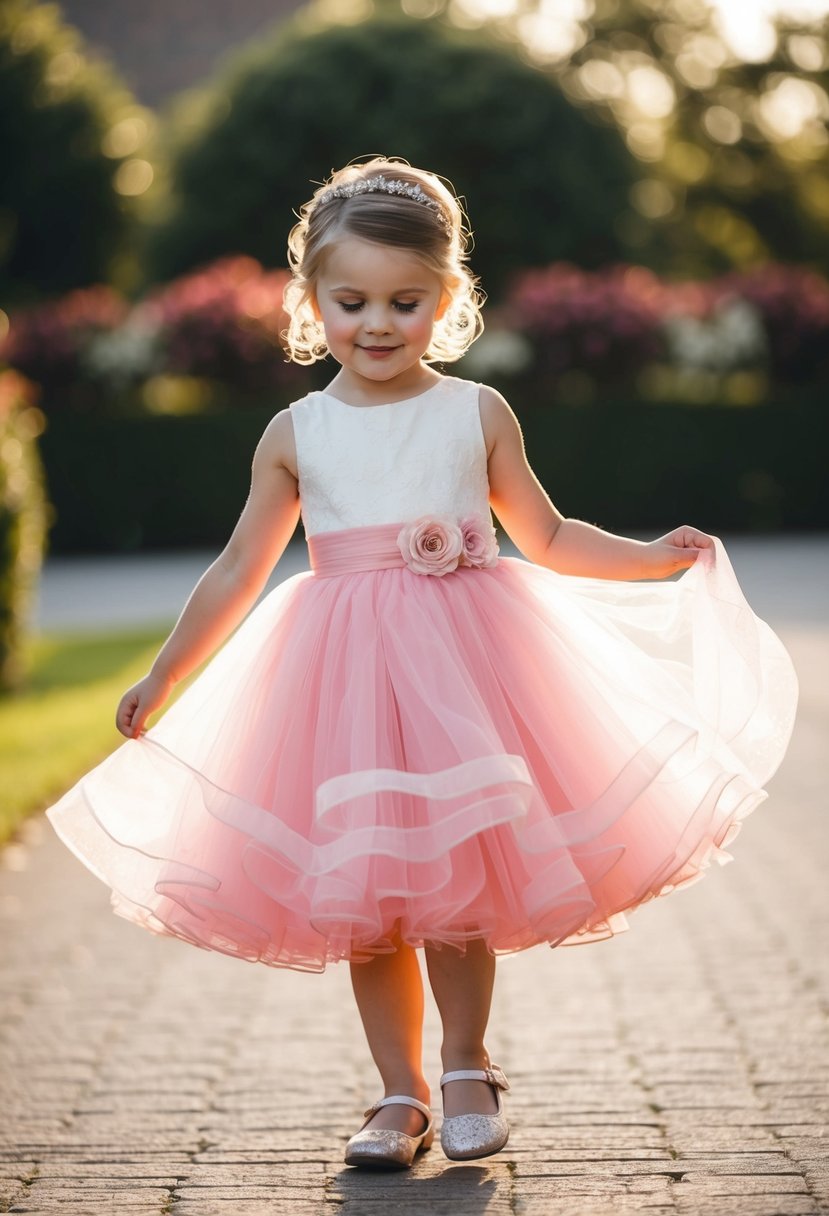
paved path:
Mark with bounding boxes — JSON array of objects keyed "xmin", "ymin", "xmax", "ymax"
[{"xmin": 2, "ymin": 539, "xmax": 828, "ymax": 1214}]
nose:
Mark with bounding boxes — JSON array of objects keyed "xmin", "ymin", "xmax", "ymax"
[{"xmin": 363, "ymin": 305, "xmax": 394, "ymax": 335}]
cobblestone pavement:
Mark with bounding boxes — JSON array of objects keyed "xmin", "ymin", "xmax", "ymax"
[{"xmin": 2, "ymin": 543, "xmax": 828, "ymax": 1214}]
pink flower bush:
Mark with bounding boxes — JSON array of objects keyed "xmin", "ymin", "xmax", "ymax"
[
  {"xmin": 140, "ymin": 255, "xmax": 302, "ymax": 393},
  {"xmin": 506, "ymin": 262, "xmax": 667, "ymax": 385},
  {"xmin": 0, "ymin": 369, "xmax": 38, "ymax": 421},
  {"xmin": 397, "ymin": 515, "xmax": 499, "ymax": 576},
  {"xmin": 711, "ymin": 266, "xmax": 829, "ymax": 385},
  {"xmin": 505, "ymin": 260, "xmax": 829, "ymax": 391},
  {"xmin": 0, "ymin": 286, "xmax": 128, "ymax": 405},
  {"xmin": 0, "ymin": 256, "xmax": 304, "ymax": 411}
]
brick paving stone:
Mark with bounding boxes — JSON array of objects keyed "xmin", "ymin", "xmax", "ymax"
[
  {"xmin": 673, "ymin": 1202, "xmax": 818, "ymax": 1216},
  {"xmin": 2, "ymin": 555, "xmax": 828, "ymax": 1215}
]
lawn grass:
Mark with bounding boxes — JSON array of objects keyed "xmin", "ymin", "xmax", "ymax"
[{"xmin": 0, "ymin": 624, "xmax": 187, "ymax": 846}]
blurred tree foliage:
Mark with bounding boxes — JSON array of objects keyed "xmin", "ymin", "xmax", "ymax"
[
  {"xmin": 0, "ymin": 369, "xmax": 49, "ymax": 691},
  {"xmin": 563, "ymin": 0, "xmax": 829, "ymax": 274},
  {"xmin": 424, "ymin": 0, "xmax": 829, "ymax": 276},
  {"xmin": 0, "ymin": 0, "xmax": 156, "ymax": 305},
  {"xmin": 140, "ymin": 11, "xmax": 639, "ymax": 297}
]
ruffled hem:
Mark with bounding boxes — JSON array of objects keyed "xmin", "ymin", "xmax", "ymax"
[
  {"xmin": 45, "ymin": 536, "xmax": 797, "ymax": 974},
  {"xmin": 48, "ymin": 730, "xmax": 765, "ymax": 973}
]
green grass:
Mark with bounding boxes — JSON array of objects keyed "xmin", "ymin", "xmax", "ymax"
[{"xmin": 0, "ymin": 624, "xmax": 187, "ymax": 846}]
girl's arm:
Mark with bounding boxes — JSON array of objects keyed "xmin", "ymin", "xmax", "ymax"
[
  {"xmin": 115, "ymin": 410, "xmax": 300, "ymax": 739},
  {"xmin": 481, "ymin": 386, "xmax": 713, "ymax": 580}
]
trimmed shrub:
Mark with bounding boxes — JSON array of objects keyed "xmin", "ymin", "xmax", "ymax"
[
  {"xmin": 0, "ymin": 0, "xmax": 153, "ymax": 304},
  {"xmin": 142, "ymin": 13, "xmax": 638, "ymax": 297},
  {"xmin": 0, "ymin": 370, "xmax": 50, "ymax": 691}
]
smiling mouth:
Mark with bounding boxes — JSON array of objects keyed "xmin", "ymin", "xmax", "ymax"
[{"xmin": 360, "ymin": 345, "xmax": 400, "ymax": 352}]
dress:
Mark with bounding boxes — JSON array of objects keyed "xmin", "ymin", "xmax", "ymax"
[{"xmin": 45, "ymin": 375, "xmax": 799, "ymax": 973}]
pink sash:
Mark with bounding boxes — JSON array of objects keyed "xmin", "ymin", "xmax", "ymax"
[{"xmin": 307, "ymin": 522, "xmax": 411, "ymax": 577}]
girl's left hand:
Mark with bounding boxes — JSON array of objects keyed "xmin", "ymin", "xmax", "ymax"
[{"xmin": 643, "ymin": 525, "xmax": 716, "ymax": 578}]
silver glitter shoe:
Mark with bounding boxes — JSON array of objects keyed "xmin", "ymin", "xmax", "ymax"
[
  {"xmin": 439, "ymin": 1064, "xmax": 510, "ymax": 1160},
  {"xmin": 344, "ymin": 1094, "xmax": 434, "ymax": 1170}
]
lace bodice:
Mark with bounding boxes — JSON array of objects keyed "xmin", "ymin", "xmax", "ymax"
[{"xmin": 288, "ymin": 376, "xmax": 492, "ymax": 538}]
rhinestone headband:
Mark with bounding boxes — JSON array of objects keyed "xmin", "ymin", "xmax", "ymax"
[{"xmin": 316, "ymin": 175, "xmax": 450, "ymax": 229}]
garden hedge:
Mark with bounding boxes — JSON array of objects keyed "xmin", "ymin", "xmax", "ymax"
[
  {"xmin": 0, "ymin": 372, "xmax": 49, "ymax": 690},
  {"xmin": 38, "ymin": 397, "xmax": 827, "ymax": 555}
]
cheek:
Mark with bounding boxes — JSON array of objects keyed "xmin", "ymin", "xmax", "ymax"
[
  {"xmin": 403, "ymin": 310, "xmax": 437, "ymax": 342},
  {"xmin": 320, "ymin": 309, "xmax": 355, "ymax": 344}
]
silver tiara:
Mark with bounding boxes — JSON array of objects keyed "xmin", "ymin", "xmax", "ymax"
[{"xmin": 317, "ymin": 175, "xmax": 450, "ymax": 228}]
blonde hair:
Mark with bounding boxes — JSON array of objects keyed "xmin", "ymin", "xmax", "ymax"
[{"xmin": 283, "ymin": 157, "xmax": 484, "ymax": 364}]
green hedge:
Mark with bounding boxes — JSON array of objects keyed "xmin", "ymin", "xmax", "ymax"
[
  {"xmin": 38, "ymin": 399, "xmax": 827, "ymax": 554},
  {"xmin": 520, "ymin": 399, "xmax": 827, "ymax": 534},
  {"xmin": 0, "ymin": 373, "xmax": 49, "ymax": 689}
]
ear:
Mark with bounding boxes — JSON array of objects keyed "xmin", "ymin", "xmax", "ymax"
[
  {"xmin": 435, "ymin": 289, "xmax": 452, "ymax": 321},
  {"xmin": 309, "ymin": 290, "xmax": 322, "ymax": 322}
]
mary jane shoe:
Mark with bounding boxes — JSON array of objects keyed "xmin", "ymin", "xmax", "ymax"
[
  {"xmin": 439, "ymin": 1064, "xmax": 510, "ymax": 1160},
  {"xmin": 344, "ymin": 1094, "xmax": 435, "ymax": 1169}
]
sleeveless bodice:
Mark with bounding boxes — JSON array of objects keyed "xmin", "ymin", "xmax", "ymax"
[{"xmin": 289, "ymin": 376, "xmax": 492, "ymax": 538}]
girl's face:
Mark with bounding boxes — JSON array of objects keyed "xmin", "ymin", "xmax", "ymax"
[{"xmin": 312, "ymin": 237, "xmax": 448, "ymax": 391}]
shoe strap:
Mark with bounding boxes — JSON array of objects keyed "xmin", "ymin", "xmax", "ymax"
[
  {"xmin": 363, "ymin": 1094, "xmax": 433, "ymax": 1119},
  {"xmin": 440, "ymin": 1064, "xmax": 510, "ymax": 1092}
]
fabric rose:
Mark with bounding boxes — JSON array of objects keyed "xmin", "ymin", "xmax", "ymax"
[
  {"xmin": 458, "ymin": 515, "xmax": 500, "ymax": 568},
  {"xmin": 397, "ymin": 516, "xmax": 464, "ymax": 576}
]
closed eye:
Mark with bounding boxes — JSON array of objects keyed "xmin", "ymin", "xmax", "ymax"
[{"xmin": 336, "ymin": 300, "xmax": 420, "ymax": 314}]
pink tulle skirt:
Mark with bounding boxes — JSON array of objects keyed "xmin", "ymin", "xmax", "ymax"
[{"xmin": 46, "ymin": 524, "xmax": 798, "ymax": 973}]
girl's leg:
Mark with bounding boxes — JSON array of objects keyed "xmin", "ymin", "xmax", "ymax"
[
  {"xmin": 348, "ymin": 923, "xmax": 431, "ymax": 1136},
  {"xmin": 424, "ymin": 937, "xmax": 500, "ymax": 1116}
]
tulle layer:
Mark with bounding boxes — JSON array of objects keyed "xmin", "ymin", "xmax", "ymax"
[{"xmin": 45, "ymin": 528, "xmax": 798, "ymax": 973}]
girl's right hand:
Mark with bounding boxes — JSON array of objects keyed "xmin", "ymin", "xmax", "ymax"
[{"xmin": 116, "ymin": 672, "xmax": 175, "ymax": 740}]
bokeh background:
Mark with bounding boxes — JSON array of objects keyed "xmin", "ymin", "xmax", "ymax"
[{"xmin": 1, "ymin": 0, "xmax": 828, "ymax": 700}]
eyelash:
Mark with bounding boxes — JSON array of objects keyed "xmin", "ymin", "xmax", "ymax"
[{"xmin": 338, "ymin": 301, "xmax": 419, "ymax": 314}]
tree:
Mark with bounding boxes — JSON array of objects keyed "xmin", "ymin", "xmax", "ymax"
[
  {"xmin": 565, "ymin": 2, "xmax": 829, "ymax": 274},
  {"xmin": 0, "ymin": 0, "xmax": 156, "ymax": 305},
  {"xmin": 437, "ymin": 0, "xmax": 829, "ymax": 276},
  {"xmin": 141, "ymin": 12, "xmax": 640, "ymax": 297}
]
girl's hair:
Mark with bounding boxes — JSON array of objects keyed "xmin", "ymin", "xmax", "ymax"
[{"xmin": 283, "ymin": 157, "xmax": 484, "ymax": 364}]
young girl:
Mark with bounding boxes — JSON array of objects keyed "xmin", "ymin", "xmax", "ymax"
[{"xmin": 46, "ymin": 157, "xmax": 798, "ymax": 1171}]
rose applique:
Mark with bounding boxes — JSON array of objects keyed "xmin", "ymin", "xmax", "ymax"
[
  {"xmin": 397, "ymin": 515, "xmax": 499, "ymax": 576},
  {"xmin": 458, "ymin": 515, "xmax": 500, "ymax": 568}
]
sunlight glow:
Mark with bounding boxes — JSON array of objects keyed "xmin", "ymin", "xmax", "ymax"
[
  {"xmin": 755, "ymin": 75, "xmax": 829, "ymax": 140},
  {"xmin": 453, "ymin": 0, "xmax": 829, "ymax": 64},
  {"xmin": 708, "ymin": 0, "xmax": 829, "ymax": 61},
  {"xmin": 507, "ymin": 0, "xmax": 594, "ymax": 63},
  {"xmin": 703, "ymin": 104, "xmax": 743, "ymax": 143},
  {"xmin": 626, "ymin": 65, "xmax": 676, "ymax": 118},
  {"xmin": 102, "ymin": 114, "xmax": 150, "ymax": 159},
  {"xmin": 578, "ymin": 58, "xmax": 625, "ymax": 99},
  {"xmin": 114, "ymin": 159, "xmax": 154, "ymax": 196}
]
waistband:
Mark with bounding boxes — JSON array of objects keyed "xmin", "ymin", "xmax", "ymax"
[
  {"xmin": 303, "ymin": 518, "xmax": 498, "ymax": 578},
  {"xmin": 308, "ymin": 523, "xmax": 410, "ymax": 577}
]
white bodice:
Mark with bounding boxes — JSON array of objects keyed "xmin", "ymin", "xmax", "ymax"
[{"xmin": 289, "ymin": 375, "xmax": 492, "ymax": 538}]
